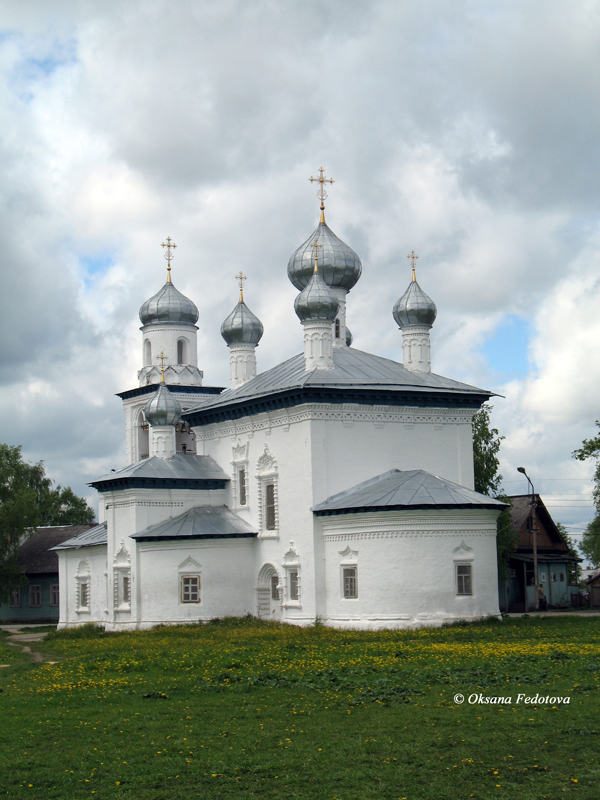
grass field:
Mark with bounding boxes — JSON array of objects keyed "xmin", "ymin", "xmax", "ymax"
[{"xmin": 0, "ymin": 616, "xmax": 599, "ymax": 799}]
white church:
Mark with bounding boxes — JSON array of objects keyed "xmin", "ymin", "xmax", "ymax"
[{"xmin": 55, "ymin": 172, "xmax": 504, "ymax": 630}]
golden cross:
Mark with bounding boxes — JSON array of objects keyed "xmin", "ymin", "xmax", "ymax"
[
  {"xmin": 407, "ymin": 250, "xmax": 418, "ymax": 281},
  {"xmin": 156, "ymin": 351, "xmax": 168, "ymax": 382},
  {"xmin": 310, "ymin": 238, "xmax": 323, "ymax": 274},
  {"xmin": 235, "ymin": 271, "xmax": 247, "ymax": 302},
  {"xmin": 309, "ymin": 167, "xmax": 334, "ymax": 219},
  {"xmin": 161, "ymin": 236, "xmax": 177, "ymax": 282}
]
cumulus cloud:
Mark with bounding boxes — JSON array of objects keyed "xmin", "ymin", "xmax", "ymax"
[{"xmin": 0, "ymin": 0, "xmax": 598, "ymax": 534}]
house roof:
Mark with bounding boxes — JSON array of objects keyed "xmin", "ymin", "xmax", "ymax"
[
  {"xmin": 184, "ymin": 347, "xmax": 493, "ymax": 425},
  {"xmin": 89, "ymin": 454, "xmax": 230, "ymax": 491},
  {"xmin": 130, "ymin": 505, "xmax": 257, "ymax": 541},
  {"xmin": 312, "ymin": 469, "xmax": 507, "ymax": 515},
  {"xmin": 18, "ymin": 525, "xmax": 97, "ymax": 572},
  {"xmin": 52, "ymin": 522, "xmax": 108, "ymax": 551},
  {"xmin": 508, "ymin": 494, "xmax": 572, "ymax": 554}
]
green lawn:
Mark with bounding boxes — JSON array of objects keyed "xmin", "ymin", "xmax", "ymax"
[{"xmin": 0, "ymin": 616, "xmax": 598, "ymax": 799}]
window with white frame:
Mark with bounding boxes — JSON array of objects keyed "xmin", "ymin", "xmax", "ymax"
[
  {"xmin": 456, "ymin": 564, "xmax": 472, "ymax": 595},
  {"xmin": 256, "ymin": 445, "xmax": 278, "ymax": 536},
  {"xmin": 271, "ymin": 574, "xmax": 279, "ymax": 601},
  {"xmin": 238, "ymin": 466, "xmax": 247, "ymax": 506},
  {"xmin": 79, "ymin": 580, "xmax": 90, "ymax": 610},
  {"xmin": 181, "ymin": 575, "xmax": 200, "ymax": 603},
  {"xmin": 232, "ymin": 443, "xmax": 249, "ymax": 509},
  {"xmin": 265, "ymin": 483, "xmax": 276, "ymax": 530},
  {"xmin": 339, "ymin": 546, "xmax": 359, "ymax": 600},
  {"xmin": 9, "ymin": 588, "xmax": 21, "ymax": 608},
  {"xmin": 29, "ymin": 584, "xmax": 41, "ymax": 607},
  {"xmin": 50, "ymin": 584, "xmax": 60, "ymax": 607},
  {"xmin": 343, "ymin": 567, "xmax": 358, "ymax": 599},
  {"xmin": 113, "ymin": 543, "xmax": 131, "ymax": 611},
  {"xmin": 283, "ymin": 543, "xmax": 301, "ymax": 605},
  {"xmin": 289, "ymin": 569, "xmax": 299, "ymax": 601}
]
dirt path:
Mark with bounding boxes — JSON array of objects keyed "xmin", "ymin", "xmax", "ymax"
[{"xmin": 5, "ymin": 632, "xmax": 54, "ymax": 664}]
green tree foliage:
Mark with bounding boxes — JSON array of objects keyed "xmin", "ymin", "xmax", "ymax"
[
  {"xmin": 556, "ymin": 523, "xmax": 580, "ymax": 584},
  {"xmin": 0, "ymin": 444, "xmax": 94, "ymax": 603},
  {"xmin": 572, "ymin": 421, "xmax": 600, "ymax": 567},
  {"xmin": 472, "ymin": 405, "xmax": 515, "ymax": 579}
]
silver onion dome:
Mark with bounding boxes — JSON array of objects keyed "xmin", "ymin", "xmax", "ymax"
[
  {"xmin": 144, "ymin": 382, "xmax": 182, "ymax": 427},
  {"xmin": 221, "ymin": 300, "xmax": 264, "ymax": 346},
  {"xmin": 139, "ymin": 280, "xmax": 199, "ymax": 326},
  {"xmin": 294, "ymin": 271, "xmax": 339, "ymax": 323},
  {"xmin": 345, "ymin": 326, "xmax": 353, "ymax": 347},
  {"xmin": 288, "ymin": 221, "xmax": 362, "ymax": 291},
  {"xmin": 393, "ymin": 279, "xmax": 437, "ymax": 328}
]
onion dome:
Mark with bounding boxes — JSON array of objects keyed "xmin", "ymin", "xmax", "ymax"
[
  {"xmin": 393, "ymin": 279, "xmax": 437, "ymax": 328},
  {"xmin": 139, "ymin": 280, "xmax": 199, "ymax": 326},
  {"xmin": 221, "ymin": 301, "xmax": 263, "ymax": 346},
  {"xmin": 288, "ymin": 221, "xmax": 362, "ymax": 291},
  {"xmin": 345, "ymin": 326, "xmax": 353, "ymax": 347},
  {"xmin": 144, "ymin": 381, "xmax": 182, "ymax": 427},
  {"xmin": 294, "ymin": 271, "xmax": 339, "ymax": 323}
]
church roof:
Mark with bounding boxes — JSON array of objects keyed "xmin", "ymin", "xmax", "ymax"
[
  {"xmin": 312, "ymin": 469, "xmax": 508, "ymax": 515},
  {"xmin": 184, "ymin": 347, "xmax": 493, "ymax": 425},
  {"xmin": 52, "ymin": 522, "xmax": 108, "ymax": 551},
  {"xmin": 90, "ymin": 455, "xmax": 229, "ymax": 491},
  {"xmin": 131, "ymin": 505, "xmax": 257, "ymax": 541}
]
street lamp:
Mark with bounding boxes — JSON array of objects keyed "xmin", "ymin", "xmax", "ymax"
[{"xmin": 517, "ymin": 467, "xmax": 539, "ymax": 611}]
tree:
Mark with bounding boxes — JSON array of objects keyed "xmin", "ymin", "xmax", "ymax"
[
  {"xmin": 0, "ymin": 444, "xmax": 94, "ymax": 604},
  {"xmin": 472, "ymin": 404, "xmax": 515, "ymax": 579},
  {"xmin": 572, "ymin": 421, "xmax": 600, "ymax": 567},
  {"xmin": 556, "ymin": 523, "xmax": 580, "ymax": 584}
]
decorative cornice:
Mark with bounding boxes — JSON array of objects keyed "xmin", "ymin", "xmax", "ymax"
[
  {"xmin": 193, "ymin": 403, "xmax": 477, "ymax": 441},
  {"xmin": 184, "ymin": 385, "xmax": 489, "ymax": 428},
  {"xmin": 118, "ymin": 384, "xmax": 224, "ymax": 401}
]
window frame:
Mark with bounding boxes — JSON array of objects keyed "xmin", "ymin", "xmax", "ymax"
[
  {"xmin": 455, "ymin": 563, "xmax": 473, "ymax": 596},
  {"xmin": 289, "ymin": 569, "xmax": 299, "ymax": 601},
  {"xmin": 181, "ymin": 575, "xmax": 201, "ymax": 604},
  {"xmin": 49, "ymin": 584, "xmax": 60, "ymax": 607},
  {"xmin": 28, "ymin": 584, "xmax": 42, "ymax": 608},
  {"xmin": 270, "ymin": 574, "xmax": 279, "ymax": 601},
  {"xmin": 238, "ymin": 466, "xmax": 247, "ymax": 506},
  {"xmin": 9, "ymin": 588, "xmax": 21, "ymax": 608},
  {"xmin": 342, "ymin": 566, "xmax": 358, "ymax": 599},
  {"xmin": 78, "ymin": 580, "xmax": 90, "ymax": 611}
]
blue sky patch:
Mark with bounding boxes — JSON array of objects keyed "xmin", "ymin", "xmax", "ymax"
[
  {"xmin": 80, "ymin": 252, "xmax": 115, "ymax": 291},
  {"xmin": 482, "ymin": 314, "xmax": 532, "ymax": 378}
]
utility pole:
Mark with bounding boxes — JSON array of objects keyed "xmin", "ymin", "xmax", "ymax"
[{"xmin": 518, "ymin": 467, "xmax": 538, "ymax": 611}]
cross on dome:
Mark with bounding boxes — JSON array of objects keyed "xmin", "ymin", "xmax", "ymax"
[
  {"xmin": 235, "ymin": 271, "xmax": 247, "ymax": 302},
  {"xmin": 407, "ymin": 250, "xmax": 419, "ymax": 282},
  {"xmin": 161, "ymin": 237, "xmax": 177, "ymax": 282},
  {"xmin": 156, "ymin": 350, "xmax": 168, "ymax": 381},
  {"xmin": 309, "ymin": 167, "xmax": 334, "ymax": 222},
  {"xmin": 310, "ymin": 238, "xmax": 323, "ymax": 273}
]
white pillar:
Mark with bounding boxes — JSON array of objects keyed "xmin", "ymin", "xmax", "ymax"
[
  {"xmin": 303, "ymin": 320, "xmax": 335, "ymax": 371},
  {"xmin": 229, "ymin": 343, "xmax": 258, "ymax": 389},
  {"xmin": 150, "ymin": 426, "xmax": 177, "ymax": 458},
  {"xmin": 402, "ymin": 325, "xmax": 432, "ymax": 373}
]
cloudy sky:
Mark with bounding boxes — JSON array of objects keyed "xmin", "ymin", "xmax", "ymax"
[{"xmin": 1, "ymin": 0, "xmax": 599, "ymax": 547}]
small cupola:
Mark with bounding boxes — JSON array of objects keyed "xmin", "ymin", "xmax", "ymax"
[
  {"xmin": 393, "ymin": 251, "xmax": 437, "ymax": 373},
  {"xmin": 143, "ymin": 356, "xmax": 182, "ymax": 458},
  {"xmin": 295, "ymin": 239, "xmax": 339, "ymax": 371},
  {"xmin": 221, "ymin": 273, "xmax": 264, "ymax": 389}
]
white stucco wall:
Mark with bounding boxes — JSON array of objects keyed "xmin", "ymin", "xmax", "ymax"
[
  {"xmin": 57, "ymin": 545, "xmax": 108, "ymax": 629},
  {"xmin": 320, "ymin": 509, "xmax": 501, "ymax": 628},
  {"xmin": 136, "ymin": 538, "xmax": 256, "ymax": 627}
]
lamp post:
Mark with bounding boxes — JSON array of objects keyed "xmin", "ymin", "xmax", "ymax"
[{"xmin": 517, "ymin": 467, "xmax": 538, "ymax": 611}]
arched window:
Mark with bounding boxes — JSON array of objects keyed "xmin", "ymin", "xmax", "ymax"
[
  {"xmin": 335, "ymin": 319, "xmax": 341, "ymax": 339},
  {"xmin": 144, "ymin": 339, "xmax": 152, "ymax": 367},
  {"xmin": 177, "ymin": 338, "xmax": 187, "ymax": 365}
]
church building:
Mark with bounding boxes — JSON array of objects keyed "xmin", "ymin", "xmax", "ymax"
[{"xmin": 55, "ymin": 171, "xmax": 505, "ymax": 630}]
